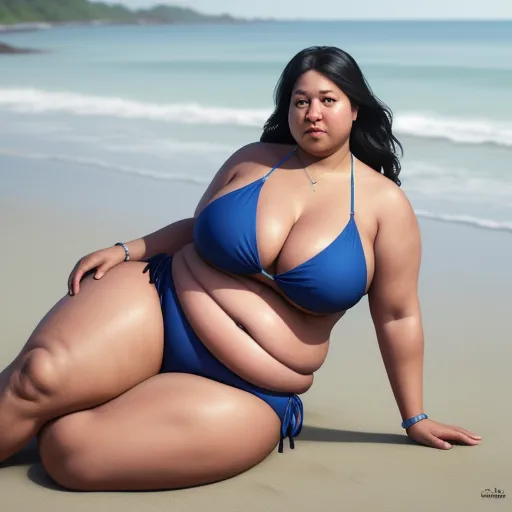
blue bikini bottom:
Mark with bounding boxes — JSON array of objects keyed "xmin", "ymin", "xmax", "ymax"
[{"xmin": 143, "ymin": 253, "xmax": 303, "ymax": 453}]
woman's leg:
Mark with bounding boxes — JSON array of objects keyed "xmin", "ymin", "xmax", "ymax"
[
  {"xmin": 0, "ymin": 261, "xmax": 164, "ymax": 463},
  {"xmin": 38, "ymin": 372, "xmax": 281, "ymax": 491}
]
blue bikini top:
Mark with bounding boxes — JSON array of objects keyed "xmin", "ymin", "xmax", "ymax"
[{"xmin": 193, "ymin": 147, "xmax": 367, "ymax": 315}]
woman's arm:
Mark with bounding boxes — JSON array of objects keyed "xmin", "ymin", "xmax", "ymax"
[
  {"xmin": 68, "ymin": 144, "xmax": 255, "ymax": 293},
  {"xmin": 124, "ymin": 143, "xmax": 251, "ymax": 261},
  {"xmin": 124, "ymin": 217, "xmax": 196, "ymax": 261},
  {"xmin": 367, "ymin": 185, "xmax": 482, "ymax": 449},
  {"xmin": 367, "ymin": 186, "xmax": 424, "ymax": 423}
]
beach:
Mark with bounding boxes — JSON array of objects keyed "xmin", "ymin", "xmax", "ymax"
[
  {"xmin": 1, "ymin": 158, "xmax": 511, "ymax": 511},
  {"xmin": 1, "ymin": 20, "xmax": 511, "ymax": 511}
]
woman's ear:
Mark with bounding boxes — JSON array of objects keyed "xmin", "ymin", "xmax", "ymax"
[{"xmin": 352, "ymin": 105, "xmax": 359, "ymax": 122}]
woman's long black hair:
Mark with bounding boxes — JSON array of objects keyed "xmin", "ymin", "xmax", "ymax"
[{"xmin": 260, "ymin": 46, "xmax": 403, "ymax": 186}]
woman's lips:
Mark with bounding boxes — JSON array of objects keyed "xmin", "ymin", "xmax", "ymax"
[{"xmin": 306, "ymin": 129, "xmax": 326, "ymax": 137}]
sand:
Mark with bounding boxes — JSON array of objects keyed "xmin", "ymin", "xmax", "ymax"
[{"xmin": 0, "ymin": 162, "xmax": 511, "ymax": 511}]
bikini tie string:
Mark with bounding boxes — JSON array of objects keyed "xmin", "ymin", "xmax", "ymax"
[
  {"xmin": 143, "ymin": 253, "xmax": 171, "ymax": 290},
  {"xmin": 278, "ymin": 395, "xmax": 303, "ymax": 453}
]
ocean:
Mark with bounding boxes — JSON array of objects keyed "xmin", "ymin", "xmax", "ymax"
[{"xmin": 1, "ymin": 20, "xmax": 511, "ymax": 232}]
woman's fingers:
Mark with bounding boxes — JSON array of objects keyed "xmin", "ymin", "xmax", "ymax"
[
  {"xmin": 447, "ymin": 425, "xmax": 482, "ymax": 439},
  {"xmin": 68, "ymin": 247, "xmax": 126, "ymax": 294},
  {"xmin": 427, "ymin": 433, "xmax": 452, "ymax": 450},
  {"xmin": 94, "ymin": 262, "xmax": 112, "ymax": 280},
  {"xmin": 443, "ymin": 429, "xmax": 481, "ymax": 446},
  {"xmin": 429, "ymin": 428, "xmax": 482, "ymax": 450},
  {"xmin": 70, "ymin": 256, "xmax": 98, "ymax": 295},
  {"xmin": 407, "ymin": 420, "xmax": 482, "ymax": 450},
  {"xmin": 67, "ymin": 261, "xmax": 80, "ymax": 293}
]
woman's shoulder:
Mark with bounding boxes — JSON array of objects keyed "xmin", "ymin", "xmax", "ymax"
[
  {"xmin": 357, "ymin": 160, "xmax": 414, "ymax": 221},
  {"xmin": 229, "ymin": 141, "xmax": 296, "ymax": 168},
  {"xmin": 200, "ymin": 142, "xmax": 296, "ymax": 199}
]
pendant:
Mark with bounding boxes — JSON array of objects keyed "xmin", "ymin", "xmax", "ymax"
[{"xmin": 312, "ymin": 180, "xmax": 317, "ymax": 192}]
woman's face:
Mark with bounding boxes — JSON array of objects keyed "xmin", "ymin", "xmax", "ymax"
[{"xmin": 288, "ymin": 70, "xmax": 357, "ymax": 156}]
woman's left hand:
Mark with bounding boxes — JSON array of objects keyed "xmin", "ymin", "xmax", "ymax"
[{"xmin": 406, "ymin": 419, "xmax": 482, "ymax": 449}]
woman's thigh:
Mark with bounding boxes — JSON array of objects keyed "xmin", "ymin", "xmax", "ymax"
[
  {"xmin": 38, "ymin": 373, "xmax": 282, "ymax": 491},
  {"xmin": 8, "ymin": 261, "xmax": 164, "ymax": 419}
]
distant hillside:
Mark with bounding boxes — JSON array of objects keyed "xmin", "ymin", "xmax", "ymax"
[{"xmin": 0, "ymin": 0, "xmax": 241, "ymax": 25}]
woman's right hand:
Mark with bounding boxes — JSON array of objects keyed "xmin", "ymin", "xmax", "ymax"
[{"xmin": 68, "ymin": 245, "xmax": 127, "ymax": 296}]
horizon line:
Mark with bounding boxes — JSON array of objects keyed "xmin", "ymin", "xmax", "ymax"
[
  {"xmin": 2, "ymin": 17, "xmax": 512, "ymax": 23},
  {"xmin": 260, "ymin": 17, "xmax": 512, "ymax": 21}
]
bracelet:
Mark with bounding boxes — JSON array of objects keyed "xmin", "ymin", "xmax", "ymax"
[
  {"xmin": 401, "ymin": 413, "xmax": 428, "ymax": 429},
  {"xmin": 114, "ymin": 242, "xmax": 130, "ymax": 262}
]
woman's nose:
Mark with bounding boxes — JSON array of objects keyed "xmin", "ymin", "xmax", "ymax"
[{"xmin": 306, "ymin": 101, "xmax": 322, "ymax": 122}]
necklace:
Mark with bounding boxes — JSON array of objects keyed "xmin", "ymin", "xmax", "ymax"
[{"xmin": 294, "ymin": 146, "xmax": 339, "ymax": 193}]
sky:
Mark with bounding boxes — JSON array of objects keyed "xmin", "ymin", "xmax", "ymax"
[{"xmin": 107, "ymin": 0, "xmax": 512, "ymax": 20}]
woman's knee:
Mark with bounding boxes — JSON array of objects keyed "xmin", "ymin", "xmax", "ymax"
[
  {"xmin": 10, "ymin": 344, "xmax": 70, "ymax": 406},
  {"xmin": 39, "ymin": 413, "xmax": 98, "ymax": 490}
]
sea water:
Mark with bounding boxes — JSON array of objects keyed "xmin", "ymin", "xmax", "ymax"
[{"xmin": 0, "ymin": 21, "xmax": 511, "ymax": 231}]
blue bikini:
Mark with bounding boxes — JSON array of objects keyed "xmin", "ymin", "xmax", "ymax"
[
  {"xmin": 194, "ymin": 146, "xmax": 367, "ymax": 314},
  {"xmin": 144, "ymin": 146, "xmax": 367, "ymax": 452}
]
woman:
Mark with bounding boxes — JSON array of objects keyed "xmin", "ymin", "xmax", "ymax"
[{"xmin": 0, "ymin": 46, "xmax": 481, "ymax": 491}]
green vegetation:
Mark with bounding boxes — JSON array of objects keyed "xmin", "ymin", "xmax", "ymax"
[{"xmin": 0, "ymin": 0, "xmax": 239, "ymax": 25}]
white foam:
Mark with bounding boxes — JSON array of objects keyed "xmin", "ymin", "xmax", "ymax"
[
  {"xmin": 415, "ymin": 210, "xmax": 512, "ymax": 233},
  {"xmin": 2, "ymin": 88, "xmax": 511, "ymax": 147},
  {"xmin": 0, "ymin": 88, "xmax": 269, "ymax": 127},
  {"xmin": 394, "ymin": 113, "xmax": 512, "ymax": 148}
]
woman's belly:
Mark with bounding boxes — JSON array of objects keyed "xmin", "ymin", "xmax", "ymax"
[{"xmin": 171, "ymin": 243, "xmax": 332, "ymax": 394}]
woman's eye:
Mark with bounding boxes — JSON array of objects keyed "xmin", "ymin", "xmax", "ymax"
[{"xmin": 295, "ymin": 98, "xmax": 335, "ymax": 107}]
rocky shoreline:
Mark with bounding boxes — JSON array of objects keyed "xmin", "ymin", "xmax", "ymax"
[{"xmin": 0, "ymin": 42, "xmax": 41, "ymax": 54}]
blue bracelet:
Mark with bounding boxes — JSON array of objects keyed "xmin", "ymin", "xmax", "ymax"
[
  {"xmin": 401, "ymin": 413, "xmax": 428, "ymax": 429},
  {"xmin": 114, "ymin": 242, "xmax": 130, "ymax": 262}
]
